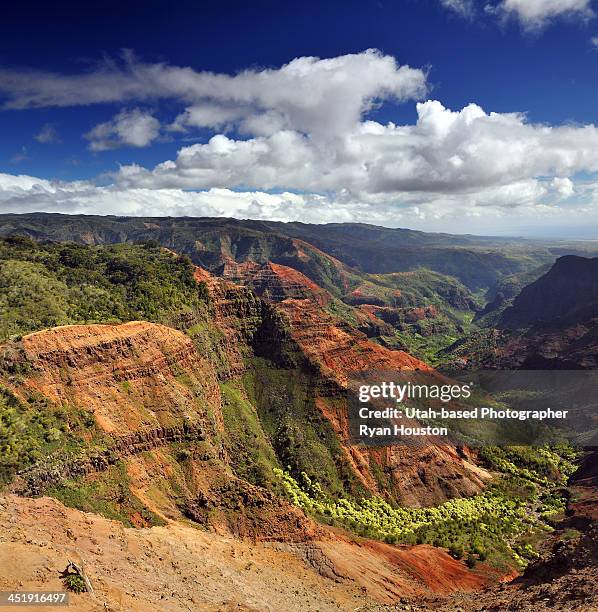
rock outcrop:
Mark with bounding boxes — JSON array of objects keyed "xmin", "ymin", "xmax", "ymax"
[
  {"xmin": 20, "ymin": 321, "xmax": 223, "ymax": 435},
  {"xmin": 0, "ymin": 493, "xmax": 504, "ymax": 610},
  {"xmin": 199, "ymin": 260, "xmax": 489, "ymax": 506}
]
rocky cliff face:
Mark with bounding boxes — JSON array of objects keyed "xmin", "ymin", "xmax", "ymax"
[
  {"xmin": 20, "ymin": 322, "xmax": 222, "ymax": 435},
  {"xmin": 501, "ymin": 256, "xmax": 598, "ymax": 329},
  {"xmin": 1, "ymin": 258, "xmax": 488, "ymax": 522},
  {"xmin": 448, "ymin": 256, "xmax": 598, "ymax": 369},
  {"xmin": 213, "ymin": 259, "xmax": 428, "ymax": 381},
  {"xmin": 5, "ymin": 319, "xmax": 325, "ymax": 539},
  {"xmin": 197, "ymin": 260, "xmax": 489, "ymax": 505}
]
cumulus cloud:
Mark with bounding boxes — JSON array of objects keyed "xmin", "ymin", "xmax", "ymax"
[
  {"xmin": 2, "ymin": 50, "xmax": 598, "ymax": 236},
  {"xmin": 551, "ymin": 176, "xmax": 575, "ymax": 198},
  {"xmin": 0, "ymin": 171, "xmax": 596, "ymax": 236},
  {"xmin": 34, "ymin": 123, "xmax": 59, "ymax": 144},
  {"xmin": 84, "ymin": 108, "xmax": 160, "ymax": 151},
  {"xmin": 495, "ymin": 0, "xmax": 594, "ymax": 30},
  {"xmin": 0, "ymin": 172, "xmax": 349, "ymax": 222},
  {"xmin": 113, "ymin": 101, "xmax": 598, "ymax": 204}
]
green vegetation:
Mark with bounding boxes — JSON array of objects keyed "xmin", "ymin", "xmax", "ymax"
[
  {"xmin": 382, "ymin": 309, "xmax": 477, "ymax": 365},
  {"xmin": 479, "ymin": 445, "xmax": 577, "ymax": 487},
  {"xmin": 345, "ymin": 269, "xmax": 479, "ymax": 311},
  {"xmin": 0, "ymin": 386, "xmax": 95, "ymax": 483},
  {"xmin": 440, "ymin": 327, "xmax": 504, "ymax": 367},
  {"xmin": 243, "ymin": 358, "xmax": 368, "ymax": 499},
  {"xmin": 220, "ymin": 381, "xmax": 281, "ymax": 488},
  {"xmin": 46, "ymin": 461, "xmax": 165, "ymax": 527},
  {"xmin": 275, "ymin": 444, "xmax": 578, "ymax": 569},
  {"xmin": 63, "ymin": 574, "xmax": 87, "ymax": 593},
  {"xmin": 337, "ymin": 269, "xmax": 481, "ymax": 364},
  {"xmin": 0, "ymin": 236, "xmax": 209, "ymax": 340}
]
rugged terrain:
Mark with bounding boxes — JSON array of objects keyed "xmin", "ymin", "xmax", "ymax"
[
  {"xmin": 4, "ymin": 213, "xmax": 598, "ymax": 363},
  {"xmin": 0, "ymin": 219, "xmax": 596, "ymax": 610},
  {"xmin": 0, "ymin": 492, "xmax": 506, "ymax": 611},
  {"xmin": 448, "ymin": 255, "xmax": 598, "ymax": 370},
  {"xmin": 396, "ymin": 451, "xmax": 598, "ymax": 611}
]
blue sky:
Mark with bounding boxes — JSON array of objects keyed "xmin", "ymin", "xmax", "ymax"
[{"xmin": 2, "ymin": 0, "xmax": 598, "ymax": 236}]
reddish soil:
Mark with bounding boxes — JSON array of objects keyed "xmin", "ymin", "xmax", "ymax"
[
  {"xmin": 0, "ymin": 494, "xmax": 502, "ymax": 611},
  {"xmin": 19, "ymin": 322, "xmax": 223, "ymax": 435}
]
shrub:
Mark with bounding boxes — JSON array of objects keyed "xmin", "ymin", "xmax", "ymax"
[
  {"xmin": 273, "ymin": 444, "xmax": 576, "ymax": 569},
  {"xmin": 0, "ymin": 240, "xmax": 210, "ymax": 342},
  {"xmin": 63, "ymin": 574, "xmax": 86, "ymax": 593},
  {"xmin": 449, "ymin": 545, "xmax": 464, "ymax": 559}
]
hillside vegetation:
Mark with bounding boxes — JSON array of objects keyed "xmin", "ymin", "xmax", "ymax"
[
  {"xmin": 0, "ymin": 234, "xmax": 587, "ymax": 584},
  {"xmin": 0, "ymin": 236, "xmax": 209, "ymax": 341},
  {"xmin": 276, "ymin": 444, "xmax": 578, "ymax": 569}
]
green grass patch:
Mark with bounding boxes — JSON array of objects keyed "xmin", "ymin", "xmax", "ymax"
[
  {"xmin": 46, "ymin": 461, "xmax": 165, "ymax": 527},
  {"xmin": 220, "ymin": 381, "xmax": 281, "ymax": 487}
]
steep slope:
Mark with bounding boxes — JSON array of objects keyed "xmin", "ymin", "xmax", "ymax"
[
  {"xmin": 0, "ymin": 494, "xmax": 504, "ymax": 610},
  {"xmin": 4, "ymin": 321, "xmax": 320, "ymax": 541},
  {"xmin": 0, "ymin": 238, "xmax": 488, "ymax": 509},
  {"xmin": 0, "ymin": 232, "xmax": 588, "ymax": 606},
  {"xmin": 446, "ymin": 256, "xmax": 598, "ymax": 369},
  {"xmin": 474, "ymin": 262, "xmax": 552, "ymax": 327},
  {"xmin": 217, "ymin": 260, "xmax": 427, "ymax": 380},
  {"xmin": 0, "ymin": 213, "xmax": 554, "ymax": 367},
  {"xmin": 507, "ymin": 255, "xmax": 598, "ymax": 369},
  {"xmin": 20, "ymin": 322, "xmax": 221, "ymax": 434},
  {"xmin": 501, "ymin": 255, "xmax": 598, "ymax": 328},
  {"xmin": 194, "ymin": 263, "xmax": 489, "ymax": 506}
]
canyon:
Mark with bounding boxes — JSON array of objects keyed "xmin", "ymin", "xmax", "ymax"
[{"xmin": 0, "ymin": 217, "xmax": 596, "ymax": 610}]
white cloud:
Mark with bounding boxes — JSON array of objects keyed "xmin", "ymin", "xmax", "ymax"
[
  {"xmin": 0, "ymin": 172, "xmax": 597, "ymax": 237},
  {"xmin": 551, "ymin": 176, "xmax": 575, "ymax": 198},
  {"xmin": 496, "ymin": 0, "xmax": 594, "ymax": 30},
  {"xmin": 0, "ymin": 172, "xmax": 345, "ymax": 222},
  {"xmin": 84, "ymin": 108, "xmax": 160, "ymax": 151},
  {"xmin": 591, "ymin": 35, "xmax": 598, "ymax": 46},
  {"xmin": 3, "ymin": 51, "xmax": 598, "ymax": 236},
  {"xmin": 439, "ymin": 0, "xmax": 475, "ymax": 18},
  {"xmin": 0, "ymin": 50, "xmax": 427, "ymax": 142},
  {"xmin": 113, "ymin": 101, "xmax": 598, "ymax": 204},
  {"xmin": 34, "ymin": 123, "xmax": 59, "ymax": 144}
]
